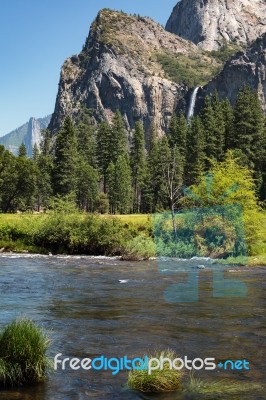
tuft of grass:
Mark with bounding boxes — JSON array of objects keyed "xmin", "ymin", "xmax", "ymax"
[
  {"xmin": 127, "ymin": 350, "xmax": 183, "ymax": 393},
  {"xmin": 183, "ymin": 375, "xmax": 262, "ymax": 397},
  {"xmin": 0, "ymin": 319, "xmax": 51, "ymax": 387}
]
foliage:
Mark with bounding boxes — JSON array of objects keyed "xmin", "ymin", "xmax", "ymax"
[
  {"xmin": 127, "ymin": 350, "xmax": 183, "ymax": 393},
  {"xmin": 122, "ymin": 234, "xmax": 156, "ymax": 260},
  {"xmin": 156, "ymin": 52, "xmax": 221, "ymax": 87},
  {"xmin": 183, "ymin": 151, "xmax": 263, "ymax": 255},
  {"xmin": 0, "ymin": 319, "xmax": 51, "ymax": 387},
  {"xmin": 52, "ymin": 116, "xmax": 78, "ymax": 196},
  {"xmin": 183, "ymin": 375, "xmax": 262, "ymax": 398}
]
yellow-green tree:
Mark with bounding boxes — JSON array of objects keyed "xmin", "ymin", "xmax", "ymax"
[{"xmin": 183, "ymin": 151, "xmax": 263, "ymax": 254}]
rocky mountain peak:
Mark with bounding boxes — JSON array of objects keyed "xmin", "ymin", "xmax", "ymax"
[
  {"xmin": 49, "ymin": 9, "xmax": 219, "ymax": 136},
  {"xmin": 166, "ymin": 0, "xmax": 266, "ymax": 51}
]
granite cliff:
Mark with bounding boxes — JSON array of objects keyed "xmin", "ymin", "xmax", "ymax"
[
  {"xmin": 0, "ymin": 116, "xmax": 51, "ymax": 157},
  {"xmin": 166, "ymin": 0, "xmax": 266, "ymax": 51},
  {"xmin": 49, "ymin": 4, "xmax": 266, "ymax": 138},
  {"xmin": 202, "ymin": 33, "xmax": 266, "ymax": 111},
  {"xmin": 48, "ymin": 9, "xmax": 220, "ymax": 135}
]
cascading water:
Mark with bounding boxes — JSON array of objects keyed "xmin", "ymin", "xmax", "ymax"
[{"xmin": 187, "ymin": 86, "xmax": 199, "ymax": 120}]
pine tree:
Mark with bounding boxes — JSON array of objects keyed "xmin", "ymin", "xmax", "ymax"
[
  {"xmin": 76, "ymin": 120, "xmax": 96, "ymax": 167},
  {"xmin": 34, "ymin": 129, "xmax": 53, "ymax": 210},
  {"xmin": 142, "ymin": 132, "xmax": 158, "ymax": 213},
  {"xmin": 18, "ymin": 143, "xmax": 27, "ymax": 157},
  {"xmin": 110, "ymin": 111, "xmax": 128, "ymax": 161},
  {"xmin": 185, "ymin": 116, "xmax": 205, "ymax": 185},
  {"xmin": 107, "ymin": 156, "xmax": 132, "ymax": 214},
  {"xmin": 221, "ymin": 98, "xmax": 234, "ymax": 150},
  {"xmin": 153, "ymin": 136, "xmax": 171, "ymax": 210},
  {"xmin": 201, "ymin": 94, "xmax": 225, "ymax": 164},
  {"xmin": 233, "ymin": 86, "xmax": 264, "ymax": 160},
  {"xmin": 168, "ymin": 113, "xmax": 188, "ymax": 158},
  {"xmin": 76, "ymin": 157, "xmax": 99, "ymax": 211},
  {"xmin": 233, "ymin": 85, "xmax": 265, "ymax": 195},
  {"xmin": 32, "ymin": 143, "xmax": 39, "ymax": 161},
  {"xmin": 115, "ymin": 154, "xmax": 132, "ymax": 214},
  {"xmin": 106, "ymin": 162, "xmax": 116, "ymax": 213},
  {"xmin": 52, "ymin": 116, "xmax": 78, "ymax": 196},
  {"xmin": 211, "ymin": 91, "xmax": 225, "ymax": 160},
  {"xmin": 96, "ymin": 120, "xmax": 112, "ymax": 193},
  {"xmin": 130, "ymin": 121, "xmax": 146, "ymax": 212}
]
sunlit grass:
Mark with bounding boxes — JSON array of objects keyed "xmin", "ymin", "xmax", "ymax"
[
  {"xmin": 0, "ymin": 319, "xmax": 51, "ymax": 387},
  {"xmin": 127, "ymin": 351, "xmax": 183, "ymax": 393},
  {"xmin": 183, "ymin": 375, "xmax": 262, "ymax": 397}
]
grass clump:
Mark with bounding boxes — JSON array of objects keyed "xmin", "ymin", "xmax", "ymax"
[
  {"xmin": 183, "ymin": 375, "xmax": 262, "ymax": 398},
  {"xmin": 128, "ymin": 351, "xmax": 183, "ymax": 392},
  {"xmin": 0, "ymin": 319, "xmax": 51, "ymax": 387}
]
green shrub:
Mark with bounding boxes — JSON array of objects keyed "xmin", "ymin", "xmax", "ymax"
[
  {"xmin": 0, "ymin": 319, "xmax": 51, "ymax": 387},
  {"xmin": 128, "ymin": 351, "xmax": 183, "ymax": 392},
  {"xmin": 122, "ymin": 235, "xmax": 156, "ymax": 260}
]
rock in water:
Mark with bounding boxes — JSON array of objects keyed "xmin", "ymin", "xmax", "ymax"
[{"xmin": 197, "ymin": 265, "xmax": 206, "ymax": 269}]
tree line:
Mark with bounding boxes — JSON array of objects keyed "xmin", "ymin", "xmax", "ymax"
[{"xmin": 0, "ymin": 85, "xmax": 265, "ymax": 213}]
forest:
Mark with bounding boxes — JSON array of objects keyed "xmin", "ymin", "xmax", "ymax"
[
  {"xmin": 0, "ymin": 85, "xmax": 265, "ymax": 214},
  {"xmin": 0, "ymin": 86, "xmax": 265, "ymax": 260}
]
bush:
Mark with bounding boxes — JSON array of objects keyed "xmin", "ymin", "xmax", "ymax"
[
  {"xmin": 122, "ymin": 235, "xmax": 156, "ymax": 260},
  {"xmin": 0, "ymin": 319, "xmax": 51, "ymax": 387},
  {"xmin": 128, "ymin": 351, "xmax": 183, "ymax": 392}
]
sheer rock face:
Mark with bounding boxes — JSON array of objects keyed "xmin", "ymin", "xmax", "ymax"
[
  {"xmin": 48, "ymin": 10, "xmax": 202, "ymax": 136},
  {"xmin": 0, "ymin": 116, "xmax": 51, "ymax": 157},
  {"xmin": 166, "ymin": 0, "xmax": 266, "ymax": 51},
  {"xmin": 202, "ymin": 33, "xmax": 266, "ymax": 111}
]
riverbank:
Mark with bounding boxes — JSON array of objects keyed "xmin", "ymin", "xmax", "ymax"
[{"xmin": 0, "ymin": 212, "xmax": 265, "ymax": 265}]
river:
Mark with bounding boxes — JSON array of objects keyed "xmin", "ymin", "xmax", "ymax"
[{"xmin": 0, "ymin": 254, "xmax": 265, "ymax": 399}]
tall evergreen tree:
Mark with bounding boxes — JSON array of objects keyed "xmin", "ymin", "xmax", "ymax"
[
  {"xmin": 52, "ymin": 116, "xmax": 78, "ymax": 196},
  {"xmin": 18, "ymin": 143, "xmax": 27, "ymax": 157},
  {"xmin": 96, "ymin": 120, "xmax": 112, "ymax": 193},
  {"xmin": 130, "ymin": 121, "xmax": 146, "ymax": 212},
  {"xmin": 76, "ymin": 158, "xmax": 99, "ymax": 211},
  {"xmin": 34, "ymin": 129, "xmax": 53, "ymax": 210},
  {"xmin": 114, "ymin": 154, "xmax": 132, "ymax": 214},
  {"xmin": 233, "ymin": 86, "xmax": 264, "ymax": 161},
  {"xmin": 221, "ymin": 98, "xmax": 234, "ymax": 150},
  {"xmin": 107, "ymin": 156, "xmax": 132, "ymax": 214},
  {"xmin": 76, "ymin": 120, "xmax": 96, "ymax": 167},
  {"xmin": 168, "ymin": 113, "xmax": 188, "ymax": 158},
  {"xmin": 106, "ymin": 162, "xmax": 116, "ymax": 213},
  {"xmin": 110, "ymin": 111, "xmax": 128, "ymax": 161},
  {"xmin": 211, "ymin": 91, "xmax": 225, "ymax": 160},
  {"xmin": 233, "ymin": 85, "xmax": 265, "ymax": 194},
  {"xmin": 152, "ymin": 136, "xmax": 171, "ymax": 210},
  {"xmin": 185, "ymin": 116, "xmax": 205, "ymax": 185},
  {"xmin": 201, "ymin": 94, "xmax": 225, "ymax": 164}
]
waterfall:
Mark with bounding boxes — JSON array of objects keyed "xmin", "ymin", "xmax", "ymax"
[{"xmin": 187, "ymin": 87, "xmax": 199, "ymax": 120}]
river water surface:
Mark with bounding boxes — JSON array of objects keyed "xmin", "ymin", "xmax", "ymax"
[{"xmin": 0, "ymin": 254, "xmax": 265, "ymax": 399}]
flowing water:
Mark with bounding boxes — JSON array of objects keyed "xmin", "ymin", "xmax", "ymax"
[
  {"xmin": 187, "ymin": 87, "xmax": 199, "ymax": 120},
  {"xmin": 0, "ymin": 254, "xmax": 265, "ymax": 399}
]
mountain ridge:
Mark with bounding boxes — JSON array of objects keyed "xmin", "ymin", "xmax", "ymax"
[
  {"xmin": 48, "ymin": 9, "xmax": 223, "ymax": 135},
  {"xmin": 0, "ymin": 115, "xmax": 51, "ymax": 156}
]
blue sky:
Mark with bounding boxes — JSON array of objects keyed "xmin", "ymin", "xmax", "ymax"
[{"xmin": 0, "ymin": 0, "xmax": 178, "ymax": 136}]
